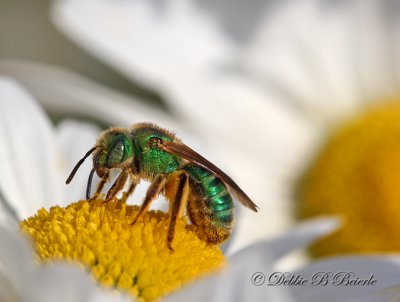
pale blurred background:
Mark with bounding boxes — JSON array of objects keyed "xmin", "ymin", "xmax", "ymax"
[
  {"xmin": 0, "ymin": 0, "xmax": 282, "ymax": 109},
  {"xmin": 0, "ymin": 0, "xmax": 165, "ymax": 107}
]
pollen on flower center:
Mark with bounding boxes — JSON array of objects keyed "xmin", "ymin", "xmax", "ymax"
[
  {"xmin": 297, "ymin": 101, "xmax": 400, "ymax": 257},
  {"xmin": 21, "ymin": 198, "xmax": 225, "ymax": 301}
]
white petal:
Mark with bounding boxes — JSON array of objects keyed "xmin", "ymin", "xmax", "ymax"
[
  {"xmin": 0, "ymin": 226, "xmax": 130, "ymax": 302},
  {"xmin": 350, "ymin": 0, "xmax": 399, "ymax": 101},
  {"xmin": 27, "ymin": 264, "xmax": 130, "ymax": 302},
  {"xmin": 0, "ymin": 196, "xmax": 19, "ymax": 229},
  {"xmin": 165, "ymin": 263, "xmax": 293, "ymax": 302},
  {"xmin": 0, "ymin": 226, "xmax": 35, "ymax": 292},
  {"xmin": 0, "ymin": 272, "xmax": 19, "ymax": 302},
  {"xmin": 56, "ymin": 119, "xmax": 100, "ymax": 203},
  {"xmin": 244, "ymin": 0, "xmax": 360, "ymax": 122},
  {"xmin": 290, "ymin": 256, "xmax": 400, "ymax": 302},
  {"xmin": 166, "ymin": 217, "xmax": 339, "ymax": 302},
  {"xmin": 51, "ymin": 0, "xmax": 235, "ymax": 89},
  {"xmin": 0, "ymin": 77, "xmax": 63, "ymax": 219},
  {"xmin": 0, "ymin": 60, "xmax": 178, "ymax": 129},
  {"xmin": 230, "ymin": 217, "xmax": 340, "ymax": 263},
  {"xmin": 85, "ymin": 289, "xmax": 131, "ymax": 302},
  {"xmin": 27, "ymin": 264, "xmax": 96, "ymax": 302},
  {"xmin": 245, "ymin": 0, "xmax": 400, "ymax": 123}
]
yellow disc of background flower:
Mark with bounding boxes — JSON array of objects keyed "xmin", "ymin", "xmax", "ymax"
[{"xmin": 297, "ymin": 101, "xmax": 400, "ymax": 257}]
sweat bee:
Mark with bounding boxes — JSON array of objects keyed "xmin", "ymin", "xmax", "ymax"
[{"xmin": 66, "ymin": 123, "xmax": 258, "ymax": 250}]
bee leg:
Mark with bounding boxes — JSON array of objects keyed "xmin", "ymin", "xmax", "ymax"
[
  {"xmin": 121, "ymin": 176, "xmax": 139, "ymax": 202},
  {"xmin": 130, "ymin": 175, "xmax": 167, "ymax": 226},
  {"xmin": 105, "ymin": 171, "xmax": 129, "ymax": 201},
  {"xmin": 165, "ymin": 171, "xmax": 189, "ymax": 252},
  {"xmin": 95, "ymin": 178, "xmax": 107, "ymax": 196},
  {"xmin": 89, "ymin": 172, "xmax": 109, "ymax": 200}
]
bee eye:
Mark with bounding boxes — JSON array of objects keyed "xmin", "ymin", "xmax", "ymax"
[{"xmin": 107, "ymin": 141, "xmax": 125, "ymax": 167}]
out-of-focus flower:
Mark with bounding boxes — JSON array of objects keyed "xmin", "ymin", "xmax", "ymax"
[
  {"xmin": 297, "ymin": 101, "xmax": 400, "ymax": 257},
  {"xmin": 50, "ymin": 0, "xmax": 400, "ymax": 256}
]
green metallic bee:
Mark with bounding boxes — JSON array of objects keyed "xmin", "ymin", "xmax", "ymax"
[{"xmin": 66, "ymin": 123, "xmax": 258, "ymax": 250}]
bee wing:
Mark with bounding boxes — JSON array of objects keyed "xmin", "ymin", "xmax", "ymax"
[{"xmin": 160, "ymin": 141, "xmax": 258, "ymax": 212}]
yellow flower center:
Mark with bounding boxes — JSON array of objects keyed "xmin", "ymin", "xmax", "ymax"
[
  {"xmin": 21, "ymin": 198, "xmax": 225, "ymax": 301},
  {"xmin": 297, "ymin": 101, "xmax": 400, "ymax": 257}
]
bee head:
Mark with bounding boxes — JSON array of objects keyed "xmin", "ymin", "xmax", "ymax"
[
  {"xmin": 66, "ymin": 127, "xmax": 134, "ymax": 187},
  {"xmin": 93, "ymin": 127, "xmax": 133, "ymax": 178}
]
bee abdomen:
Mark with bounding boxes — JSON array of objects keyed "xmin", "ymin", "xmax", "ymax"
[{"xmin": 183, "ymin": 164, "xmax": 234, "ymax": 244}]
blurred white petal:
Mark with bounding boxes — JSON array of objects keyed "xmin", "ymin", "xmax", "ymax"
[
  {"xmin": 245, "ymin": 0, "xmax": 400, "ymax": 124},
  {"xmin": 0, "ymin": 223, "xmax": 34, "ymax": 288},
  {"xmin": 0, "ymin": 272, "xmax": 18, "ymax": 302},
  {"xmin": 0, "ymin": 77, "xmax": 63, "ymax": 219},
  {"xmin": 0, "ymin": 60, "xmax": 178, "ymax": 128},
  {"xmin": 244, "ymin": 0, "xmax": 360, "ymax": 122},
  {"xmin": 0, "ymin": 201, "xmax": 18, "ymax": 230},
  {"xmin": 29, "ymin": 264, "xmax": 128, "ymax": 302},
  {"xmin": 291, "ymin": 256, "xmax": 400, "ymax": 302},
  {"xmin": 56, "ymin": 120, "xmax": 100, "ymax": 203},
  {"xmin": 166, "ymin": 217, "xmax": 339, "ymax": 302},
  {"xmin": 0, "ymin": 226, "xmax": 129, "ymax": 302},
  {"xmin": 52, "ymin": 0, "xmax": 235, "ymax": 89}
]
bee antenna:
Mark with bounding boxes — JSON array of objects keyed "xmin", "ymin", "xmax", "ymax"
[
  {"xmin": 66, "ymin": 146, "xmax": 96, "ymax": 184},
  {"xmin": 86, "ymin": 167, "xmax": 96, "ymax": 199}
]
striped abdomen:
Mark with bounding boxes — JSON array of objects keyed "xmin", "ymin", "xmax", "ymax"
[{"xmin": 183, "ymin": 164, "xmax": 235, "ymax": 244}]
